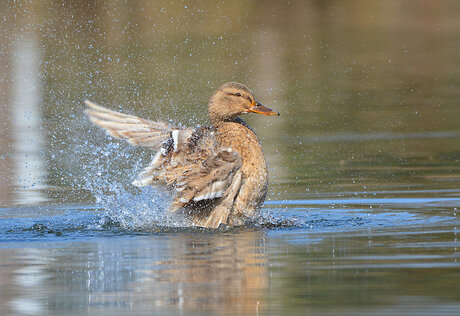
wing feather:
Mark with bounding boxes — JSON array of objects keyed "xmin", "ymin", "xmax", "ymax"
[
  {"xmin": 85, "ymin": 100, "xmax": 172, "ymax": 149},
  {"xmin": 168, "ymin": 147, "xmax": 243, "ymax": 211}
]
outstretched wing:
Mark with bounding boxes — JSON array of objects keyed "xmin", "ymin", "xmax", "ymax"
[{"xmin": 85, "ymin": 100, "xmax": 172, "ymax": 150}]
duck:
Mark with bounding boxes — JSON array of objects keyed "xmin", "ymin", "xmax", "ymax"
[{"xmin": 84, "ymin": 82, "xmax": 279, "ymax": 228}]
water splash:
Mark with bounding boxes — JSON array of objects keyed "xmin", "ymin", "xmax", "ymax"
[
  {"xmin": 71, "ymin": 122, "xmax": 193, "ymax": 229},
  {"xmin": 95, "ymin": 185, "xmax": 193, "ymax": 229}
]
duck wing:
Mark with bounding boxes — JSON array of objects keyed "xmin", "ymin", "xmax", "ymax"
[
  {"xmin": 85, "ymin": 100, "xmax": 172, "ymax": 150},
  {"xmin": 133, "ymin": 127, "xmax": 243, "ymax": 211},
  {"xmin": 85, "ymin": 101, "xmax": 243, "ymax": 227}
]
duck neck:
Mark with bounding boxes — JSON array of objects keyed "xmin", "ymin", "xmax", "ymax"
[{"xmin": 212, "ymin": 116, "xmax": 248, "ymax": 129}]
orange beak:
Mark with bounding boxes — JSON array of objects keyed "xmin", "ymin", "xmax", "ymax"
[{"xmin": 248, "ymin": 100, "xmax": 280, "ymax": 116}]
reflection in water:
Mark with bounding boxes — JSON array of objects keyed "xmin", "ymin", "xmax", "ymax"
[
  {"xmin": 5, "ymin": 231, "xmax": 267, "ymax": 315},
  {"xmin": 266, "ymin": 225, "xmax": 460, "ymax": 314},
  {"xmin": 140, "ymin": 231, "xmax": 266, "ymax": 314},
  {"xmin": 10, "ymin": 249, "xmax": 48, "ymax": 315},
  {"xmin": 11, "ymin": 35, "xmax": 47, "ymax": 205},
  {"xmin": 1, "ymin": 217, "xmax": 459, "ymax": 315}
]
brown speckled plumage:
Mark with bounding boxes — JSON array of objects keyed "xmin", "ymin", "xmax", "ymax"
[{"xmin": 84, "ymin": 82, "xmax": 279, "ymax": 228}]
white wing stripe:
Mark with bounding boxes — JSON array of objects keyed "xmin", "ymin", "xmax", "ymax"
[
  {"xmin": 194, "ymin": 190, "xmax": 225, "ymax": 202},
  {"xmin": 172, "ymin": 130, "xmax": 179, "ymax": 152}
]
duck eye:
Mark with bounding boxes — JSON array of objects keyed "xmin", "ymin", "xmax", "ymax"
[{"xmin": 235, "ymin": 93, "xmax": 241, "ymax": 97}]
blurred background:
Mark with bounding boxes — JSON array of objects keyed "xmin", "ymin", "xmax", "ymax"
[
  {"xmin": 1, "ymin": 0, "xmax": 458, "ymax": 206},
  {"xmin": 0, "ymin": 0, "xmax": 460, "ymax": 205},
  {"xmin": 0, "ymin": 1, "xmax": 460, "ymax": 315}
]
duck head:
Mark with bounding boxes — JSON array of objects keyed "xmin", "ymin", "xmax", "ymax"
[{"xmin": 208, "ymin": 82, "xmax": 279, "ymax": 123}]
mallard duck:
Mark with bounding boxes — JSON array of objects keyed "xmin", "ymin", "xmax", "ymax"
[{"xmin": 84, "ymin": 82, "xmax": 279, "ymax": 228}]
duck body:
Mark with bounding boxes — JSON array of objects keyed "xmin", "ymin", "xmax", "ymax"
[
  {"xmin": 214, "ymin": 119, "xmax": 268, "ymax": 223},
  {"xmin": 85, "ymin": 82, "xmax": 279, "ymax": 228}
]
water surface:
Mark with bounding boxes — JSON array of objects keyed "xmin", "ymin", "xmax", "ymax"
[{"xmin": 1, "ymin": 1, "xmax": 459, "ymax": 315}]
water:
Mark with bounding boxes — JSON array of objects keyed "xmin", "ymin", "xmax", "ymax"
[
  {"xmin": 1, "ymin": 198, "xmax": 459, "ymax": 315},
  {"xmin": 1, "ymin": 1, "xmax": 460, "ymax": 315}
]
